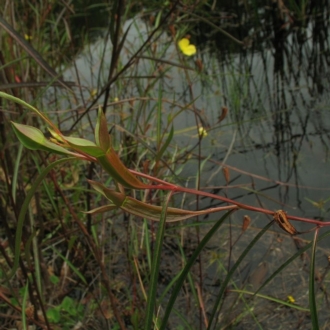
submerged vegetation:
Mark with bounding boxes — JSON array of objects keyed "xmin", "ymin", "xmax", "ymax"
[{"xmin": 0, "ymin": 1, "xmax": 330, "ymax": 329}]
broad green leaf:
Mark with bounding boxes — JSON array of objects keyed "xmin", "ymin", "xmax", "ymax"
[
  {"xmin": 95, "ymin": 106, "xmax": 111, "ymax": 151},
  {"xmin": 50, "ymin": 275, "xmax": 59, "ymax": 284},
  {"xmin": 64, "ymin": 135, "xmax": 104, "ymax": 157},
  {"xmin": 97, "ymin": 148, "xmax": 149, "ymax": 189},
  {"xmin": 61, "ymin": 296, "xmax": 74, "ymax": 313},
  {"xmin": 12, "ymin": 122, "xmax": 44, "ymax": 149},
  {"xmin": 47, "ymin": 130, "xmax": 105, "ymax": 157},
  {"xmin": 46, "ymin": 308, "xmax": 61, "ymax": 323},
  {"xmin": 11, "ymin": 122, "xmax": 74, "ymax": 155},
  {"xmin": 65, "ymin": 136, "xmax": 97, "ymax": 147}
]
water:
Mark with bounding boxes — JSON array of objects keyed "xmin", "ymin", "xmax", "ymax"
[
  {"xmin": 45, "ymin": 8, "xmax": 330, "ymax": 327},
  {"xmin": 59, "ymin": 14, "xmax": 330, "ymax": 226}
]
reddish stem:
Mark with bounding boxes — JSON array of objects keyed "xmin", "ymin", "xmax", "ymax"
[{"xmin": 130, "ymin": 170, "xmax": 330, "ymax": 228}]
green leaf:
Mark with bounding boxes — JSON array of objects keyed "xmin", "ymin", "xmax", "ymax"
[
  {"xmin": 64, "ymin": 135, "xmax": 104, "ymax": 157},
  {"xmin": 88, "ymin": 180, "xmax": 126, "ymax": 206},
  {"xmin": 97, "ymin": 148, "xmax": 149, "ymax": 189},
  {"xmin": 8, "ymin": 157, "xmax": 77, "ymax": 280},
  {"xmin": 121, "ymin": 196, "xmax": 237, "ymax": 222},
  {"xmin": 95, "ymin": 106, "xmax": 111, "ymax": 151},
  {"xmin": 229, "ymin": 289, "xmax": 309, "ymax": 312},
  {"xmin": 309, "ymin": 229, "xmax": 320, "ymax": 329},
  {"xmin": 207, "ymin": 221, "xmax": 274, "ymax": 329},
  {"xmin": 52, "ymin": 247, "xmax": 87, "ymax": 285},
  {"xmin": 255, "ymin": 228, "xmax": 330, "ymax": 308},
  {"xmin": 11, "ymin": 122, "xmax": 48, "ymax": 149},
  {"xmin": 13, "ymin": 121, "xmax": 104, "ymax": 158},
  {"xmin": 145, "ymin": 192, "xmax": 171, "ymax": 330},
  {"xmin": 47, "ymin": 127, "xmax": 65, "ymax": 142},
  {"xmin": 22, "ymin": 282, "xmax": 29, "ymax": 330},
  {"xmin": 160, "ymin": 210, "xmax": 234, "ymax": 330},
  {"xmin": 47, "ymin": 307, "xmax": 61, "ymax": 323},
  {"xmin": 156, "ymin": 125, "xmax": 174, "ymax": 162},
  {"xmin": 0, "ymin": 92, "xmax": 56, "ymax": 128},
  {"xmin": 65, "ymin": 136, "xmax": 97, "ymax": 146},
  {"xmin": 84, "ymin": 205, "xmax": 118, "ymax": 214},
  {"xmin": 88, "ymin": 180, "xmax": 237, "ymax": 222},
  {"xmin": 61, "ymin": 297, "xmax": 74, "ymax": 313},
  {"xmin": 10, "ymin": 297, "xmax": 19, "ymax": 306},
  {"xmin": 50, "ymin": 275, "xmax": 60, "ymax": 284},
  {"xmin": 11, "ymin": 122, "xmax": 74, "ymax": 155}
]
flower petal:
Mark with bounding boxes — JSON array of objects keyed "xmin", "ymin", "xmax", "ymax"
[{"xmin": 178, "ymin": 38, "xmax": 196, "ymax": 56}]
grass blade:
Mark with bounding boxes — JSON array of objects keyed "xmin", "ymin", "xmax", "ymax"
[
  {"xmin": 11, "ymin": 143, "xmax": 23, "ymax": 203},
  {"xmin": 156, "ymin": 125, "xmax": 174, "ymax": 162},
  {"xmin": 160, "ymin": 210, "xmax": 235, "ymax": 330},
  {"xmin": 0, "ymin": 16, "xmax": 72, "ymax": 92},
  {"xmin": 9, "ymin": 157, "xmax": 77, "ymax": 279},
  {"xmin": 230, "ymin": 289, "xmax": 309, "ymax": 312},
  {"xmin": 144, "ymin": 192, "xmax": 172, "ymax": 330},
  {"xmin": 21, "ymin": 281, "xmax": 29, "ymax": 330},
  {"xmin": 256, "ymin": 229, "xmax": 330, "ymax": 295},
  {"xmin": 309, "ymin": 228, "xmax": 320, "ymax": 329},
  {"xmin": 208, "ymin": 220, "xmax": 274, "ymax": 329},
  {"xmin": 52, "ymin": 247, "xmax": 87, "ymax": 285}
]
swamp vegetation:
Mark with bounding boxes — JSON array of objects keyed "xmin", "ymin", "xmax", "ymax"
[{"xmin": 0, "ymin": 1, "xmax": 330, "ymax": 329}]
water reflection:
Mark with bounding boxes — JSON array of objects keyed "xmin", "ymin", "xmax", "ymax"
[
  {"xmin": 55, "ymin": 6, "xmax": 330, "ymax": 228},
  {"xmin": 196, "ymin": 4, "xmax": 330, "ymax": 225}
]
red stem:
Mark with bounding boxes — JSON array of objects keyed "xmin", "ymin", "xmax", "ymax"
[{"xmin": 130, "ymin": 170, "xmax": 330, "ymax": 227}]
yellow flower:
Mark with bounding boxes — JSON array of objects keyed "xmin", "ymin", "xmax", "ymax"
[
  {"xmin": 198, "ymin": 127, "xmax": 207, "ymax": 137},
  {"xmin": 287, "ymin": 295, "xmax": 295, "ymax": 303},
  {"xmin": 90, "ymin": 89, "xmax": 97, "ymax": 98},
  {"xmin": 178, "ymin": 38, "xmax": 196, "ymax": 56},
  {"xmin": 24, "ymin": 34, "xmax": 32, "ymax": 41}
]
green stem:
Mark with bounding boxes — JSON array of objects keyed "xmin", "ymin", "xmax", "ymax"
[{"xmin": 8, "ymin": 157, "xmax": 77, "ymax": 280}]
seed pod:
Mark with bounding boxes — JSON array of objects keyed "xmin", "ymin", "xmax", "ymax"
[
  {"xmin": 273, "ymin": 210, "xmax": 299, "ymax": 235},
  {"xmin": 195, "ymin": 58, "xmax": 203, "ymax": 72},
  {"xmin": 222, "ymin": 166, "xmax": 230, "ymax": 185},
  {"xmin": 242, "ymin": 215, "xmax": 251, "ymax": 232},
  {"xmin": 218, "ymin": 106, "xmax": 228, "ymax": 123}
]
